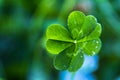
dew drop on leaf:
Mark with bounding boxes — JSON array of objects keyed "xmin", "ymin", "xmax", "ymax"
[
  {"xmin": 74, "ymin": 40, "xmax": 77, "ymax": 43},
  {"xmin": 92, "ymin": 51, "xmax": 96, "ymax": 55},
  {"xmin": 95, "ymin": 46, "xmax": 98, "ymax": 49}
]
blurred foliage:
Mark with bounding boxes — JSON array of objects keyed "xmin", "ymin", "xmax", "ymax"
[{"xmin": 0, "ymin": 0, "xmax": 120, "ymax": 80}]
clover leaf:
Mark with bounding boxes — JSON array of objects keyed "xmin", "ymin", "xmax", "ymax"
[{"xmin": 46, "ymin": 11, "xmax": 102, "ymax": 72}]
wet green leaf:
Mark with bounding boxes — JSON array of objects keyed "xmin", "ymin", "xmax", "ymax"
[
  {"xmin": 54, "ymin": 45, "xmax": 74, "ymax": 70},
  {"xmin": 68, "ymin": 11, "xmax": 85, "ymax": 39},
  {"xmin": 46, "ymin": 11, "xmax": 102, "ymax": 72},
  {"xmin": 46, "ymin": 24, "xmax": 73, "ymax": 42},
  {"xmin": 78, "ymin": 39, "xmax": 101, "ymax": 56},
  {"xmin": 46, "ymin": 40, "xmax": 72, "ymax": 54},
  {"xmin": 54, "ymin": 44, "xmax": 84, "ymax": 72},
  {"xmin": 68, "ymin": 46, "xmax": 84, "ymax": 72},
  {"xmin": 86, "ymin": 23, "xmax": 102, "ymax": 39},
  {"xmin": 79, "ymin": 15, "xmax": 97, "ymax": 39},
  {"xmin": 77, "ymin": 23, "xmax": 102, "ymax": 42}
]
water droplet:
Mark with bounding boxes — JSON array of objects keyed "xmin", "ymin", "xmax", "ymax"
[
  {"xmin": 92, "ymin": 51, "xmax": 96, "ymax": 55},
  {"xmin": 73, "ymin": 53, "xmax": 76, "ymax": 56},
  {"xmin": 95, "ymin": 46, "xmax": 98, "ymax": 49},
  {"xmin": 96, "ymin": 41, "xmax": 99, "ymax": 44},
  {"xmin": 74, "ymin": 40, "xmax": 77, "ymax": 43}
]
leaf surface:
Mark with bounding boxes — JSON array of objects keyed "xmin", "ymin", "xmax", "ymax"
[
  {"xmin": 46, "ymin": 24, "xmax": 73, "ymax": 42},
  {"xmin": 68, "ymin": 46, "xmax": 84, "ymax": 72},
  {"xmin": 78, "ymin": 15, "xmax": 97, "ymax": 39},
  {"xmin": 68, "ymin": 11, "xmax": 85, "ymax": 39},
  {"xmin": 78, "ymin": 23, "xmax": 102, "ymax": 42},
  {"xmin": 78, "ymin": 39, "xmax": 101, "ymax": 56},
  {"xmin": 46, "ymin": 40, "xmax": 72, "ymax": 54},
  {"xmin": 54, "ymin": 45, "xmax": 75, "ymax": 70},
  {"xmin": 46, "ymin": 11, "xmax": 102, "ymax": 72}
]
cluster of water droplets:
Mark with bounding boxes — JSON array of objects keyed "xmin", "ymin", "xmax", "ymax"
[{"xmin": 91, "ymin": 40, "xmax": 101, "ymax": 55}]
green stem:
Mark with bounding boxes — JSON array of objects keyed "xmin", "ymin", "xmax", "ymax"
[{"xmin": 71, "ymin": 72, "xmax": 76, "ymax": 80}]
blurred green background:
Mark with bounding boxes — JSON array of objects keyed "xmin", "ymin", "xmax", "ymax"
[{"xmin": 0, "ymin": 0, "xmax": 120, "ymax": 80}]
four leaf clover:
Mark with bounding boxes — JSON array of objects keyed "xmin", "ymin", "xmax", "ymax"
[{"xmin": 46, "ymin": 11, "xmax": 102, "ymax": 72}]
